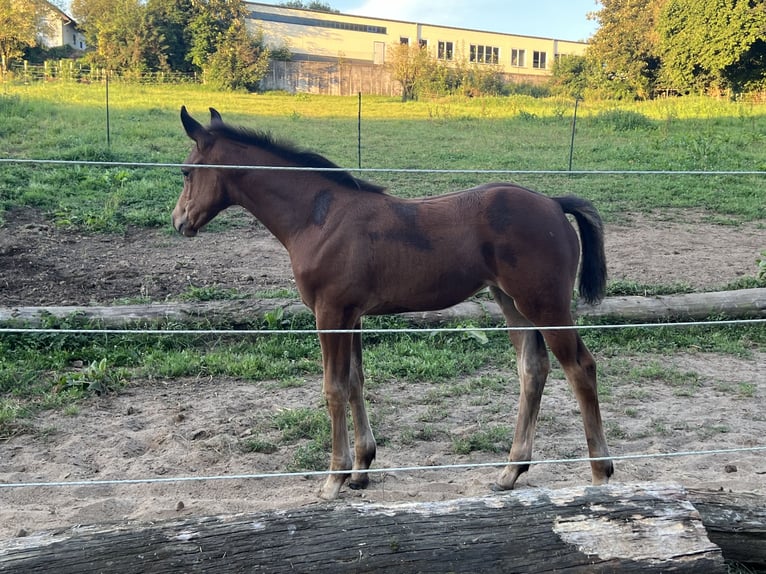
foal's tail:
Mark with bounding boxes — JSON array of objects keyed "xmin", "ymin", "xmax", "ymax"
[{"xmin": 555, "ymin": 196, "xmax": 607, "ymax": 305}]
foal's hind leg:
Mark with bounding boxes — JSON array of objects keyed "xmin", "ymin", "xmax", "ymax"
[
  {"xmin": 489, "ymin": 287, "xmax": 551, "ymax": 490},
  {"xmin": 348, "ymin": 324, "xmax": 376, "ymax": 490},
  {"xmin": 543, "ymin": 329, "xmax": 613, "ymax": 485}
]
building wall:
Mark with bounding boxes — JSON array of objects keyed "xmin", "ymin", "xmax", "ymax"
[
  {"xmin": 245, "ymin": 1, "xmax": 586, "ymax": 79},
  {"xmin": 40, "ymin": 4, "xmax": 86, "ymax": 51}
]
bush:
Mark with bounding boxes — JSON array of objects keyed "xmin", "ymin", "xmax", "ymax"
[{"xmin": 593, "ymin": 109, "xmax": 656, "ymax": 131}]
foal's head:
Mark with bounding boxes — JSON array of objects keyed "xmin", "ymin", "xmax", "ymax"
[{"xmin": 172, "ymin": 106, "xmax": 230, "ymax": 237}]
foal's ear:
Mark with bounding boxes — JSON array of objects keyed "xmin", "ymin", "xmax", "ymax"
[
  {"xmin": 209, "ymin": 108, "xmax": 223, "ymax": 126},
  {"xmin": 180, "ymin": 105, "xmax": 213, "ymax": 151}
]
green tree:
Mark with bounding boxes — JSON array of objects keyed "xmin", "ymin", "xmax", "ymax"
[
  {"xmin": 656, "ymin": 0, "xmax": 766, "ymax": 94},
  {"xmin": 549, "ymin": 54, "xmax": 590, "ymax": 99},
  {"xmin": 204, "ymin": 22, "xmax": 270, "ymax": 90},
  {"xmin": 0, "ymin": 0, "xmax": 51, "ymax": 69},
  {"xmin": 144, "ymin": 0, "xmax": 195, "ymax": 72},
  {"xmin": 386, "ymin": 42, "xmax": 435, "ymax": 101},
  {"xmin": 279, "ymin": 1, "xmax": 339, "ymax": 12},
  {"xmin": 71, "ymin": 0, "xmax": 148, "ymax": 70},
  {"xmin": 187, "ymin": 0, "xmax": 242, "ymax": 69},
  {"xmin": 586, "ymin": 0, "xmax": 665, "ymax": 99}
]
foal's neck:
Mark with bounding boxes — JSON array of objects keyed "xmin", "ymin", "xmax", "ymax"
[{"xmin": 232, "ymin": 169, "xmax": 334, "ymax": 248}]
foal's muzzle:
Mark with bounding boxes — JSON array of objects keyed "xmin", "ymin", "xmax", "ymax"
[{"xmin": 172, "ymin": 213, "xmax": 197, "ymax": 237}]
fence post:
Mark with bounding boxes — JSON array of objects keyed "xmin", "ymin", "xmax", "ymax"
[{"xmin": 568, "ymin": 98, "xmax": 580, "ymax": 171}]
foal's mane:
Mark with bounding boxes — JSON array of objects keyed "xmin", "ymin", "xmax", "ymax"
[{"xmin": 211, "ymin": 123, "xmax": 387, "ymax": 193}]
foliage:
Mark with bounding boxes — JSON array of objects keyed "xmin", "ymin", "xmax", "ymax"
[
  {"xmin": 656, "ymin": 0, "xmax": 766, "ymax": 94},
  {"xmin": 69, "ymin": 0, "xmax": 270, "ymax": 89},
  {"xmin": 549, "ymin": 54, "xmax": 590, "ymax": 100},
  {"xmin": 757, "ymin": 251, "xmax": 766, "ymax": 282},
  {"xmin": 585, "ymin": 0, "xmax": 663, "ymax": 100},
  {"xmin": 279, "ymin": 0, "xmax": 338, "ymax": 12},
  {"xmin": 203, "ymin": 24, "xmax": 270, "ymax": 91},
  {"xmin": 0, "ymin": 0, "xmax": 52, "ymax": 68},
  {"xmin": 586, "ymin": 0, "xmax": 766, "ymax": 98},
  {"xmin": 386, "ymin": 42, "xmax": 507, "ymax": 101},
  {"xmin": 386, "ymin": 43, "xmax": 436, "ymax": 101}
]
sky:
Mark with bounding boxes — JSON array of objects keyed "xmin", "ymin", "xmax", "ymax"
[{"xmin": 256, "ymin": 1, "xmax": 601, "ymax": 42}]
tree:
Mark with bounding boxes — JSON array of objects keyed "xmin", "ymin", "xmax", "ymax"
[
  {"xmin": 204, "ymin": 22, "xmax": 270, "ymax": 90},
  {"xmin": 549, "ymin": 54, "xmax": 590, "ymax": 99},
  {"xmin": 0, "ymin": 0, "xmax": 51, "ymax": 69},
  {"xmin": 586, "ymin": 0, "xmax": 665, "ymax": 99},
  {"xmin": 144, "ymin": 0, "xmax": 195, "ymax": 72},
  {"xmin": 386, "ymin": 42, "xmax": 435, "ymax": 101},
  {"xmin": 656, "ymin": 0, "xmax": 766, "ymax": 94},
  {"xmin": 279, "ymin": 1, "xmax": 339, "ymax": 12},
  {"xmin": 186, "ymin": 0, "xmax": 243, "ymax": 69}
]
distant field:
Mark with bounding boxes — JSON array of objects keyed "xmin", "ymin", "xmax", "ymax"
[{"xmin": 1, "ymin": 82, "xmax": 765, "ymax": 230}]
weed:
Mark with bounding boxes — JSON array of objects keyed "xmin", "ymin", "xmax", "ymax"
[
  {"xmin": 274, "ymin": 407, "xmax": 330, "ymax": 444},
  {"xmin": 178, "ymin": 285, "xmax": 244, "ymax": 302},
  {"xmin": 593, "ymin": 109, "xmax": 655, "ymax": 131},
  {"xmin": 241, "ymin": 436, "xmax": 279, "ymax": 454},
  {"xmin": 54, "ymin": 358, "xmax": 126, "ymax": 396},
  {"xmin": 451, "ymin": 425, "xmax": 511, "ymax": 454},
  {"xmin": 736, "ymin": 382, "xmax": 756, "ymax": 398},
  {"xmin": 288, "ymin": 441, "xmax": 328, "ymax": 472}
]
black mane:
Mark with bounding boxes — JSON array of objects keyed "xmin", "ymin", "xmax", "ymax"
[{"xmin": 211, "ymin": 124, "xmax": 387, "ymax": 194}]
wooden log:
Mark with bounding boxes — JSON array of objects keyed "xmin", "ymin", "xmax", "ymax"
[
  {"xmin": 0, "ymin": 483, "xmax": 725, "ymax": 573},
  {"xmin": 575, "ymin": 287, "xmax": 766, "ymax": 322},
  {"xmin": 1, "ymin": 288, "xmax": 764, "ymax": 328},
  {"xmin": 688, "ymin": 488, "xmax": 766, "ymax": 569}
]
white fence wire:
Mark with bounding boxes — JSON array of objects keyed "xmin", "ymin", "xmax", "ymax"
[{"xmin": 0, "ymin": 158, "xmax": 763, "ymax": 491}]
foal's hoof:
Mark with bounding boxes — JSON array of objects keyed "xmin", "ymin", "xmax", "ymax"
[
  {"xmin": 490, "ymin": 482, "xmax": 514, "ymax": 492},
  {"xmin": 318, "ymin": 477, "xmax": 346, "ymax": 500},
  {"xmin": 348, "ymin": 475, "xmax": 370, "ymax": 490}
]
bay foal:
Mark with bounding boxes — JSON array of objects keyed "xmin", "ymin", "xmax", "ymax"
[{"xmin": 172, "ymin": 107, "xmax": 613, "ymax": 499}]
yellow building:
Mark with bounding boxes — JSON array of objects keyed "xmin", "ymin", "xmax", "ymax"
[{"xmin": 246, "ymin": 2, "xmax": 586, "ymax": 81}]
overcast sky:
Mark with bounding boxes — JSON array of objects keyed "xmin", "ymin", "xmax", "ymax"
[{"xmin": 255, "ymin": 1, "xmax": 600, "ymax": 42}]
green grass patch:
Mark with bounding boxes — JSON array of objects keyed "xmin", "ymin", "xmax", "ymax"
[{"xmin": 1, "ymin": 85, "xmax": 765, "ymax": 233}]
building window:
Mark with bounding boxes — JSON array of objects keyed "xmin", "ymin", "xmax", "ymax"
[
  {"xmin": 533, "ymin": 50, "xmax": 547, "ymax": 69},
  {"xmin": 437, "ymin": 41, "xmax": 453, "ymax": 60},
  {"xmin": 470, "ymin": 44, "xmax": 499, "ymax": 64},
  {"xmin": 419, "ymin": 39, "xmax": 427, "ymax": 48},
  {"xmin": 511, "ymin": 48, "xmax": 525, "ymax": 67},
  {"xmin": 400, "ymin": 37, "xmax": 409, "ymax": 45}
]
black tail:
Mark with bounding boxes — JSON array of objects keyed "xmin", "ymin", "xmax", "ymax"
[{"xmin": 554, "ymin": 196, "xmax": 607, "ymax": 305}]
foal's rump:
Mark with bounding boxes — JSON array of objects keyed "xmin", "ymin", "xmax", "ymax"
[{"xmin": 460, "ymin": 184, "xmax": 595, "ymax": 304}]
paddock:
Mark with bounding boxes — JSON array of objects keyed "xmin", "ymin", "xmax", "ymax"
[{"xmin": 1, "ymin": 123, "xmax": 764, "ymax": 570}]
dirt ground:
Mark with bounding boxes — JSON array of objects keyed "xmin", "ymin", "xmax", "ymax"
[{"xmin": 0, "ymin": 206, "xmax": 764, "ymax": 540}]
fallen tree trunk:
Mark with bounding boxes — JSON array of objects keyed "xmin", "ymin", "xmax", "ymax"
[
  {"xmin": 1, "ymin": 288, "xmax": 764, "ymax": 328},
  {"xmin": 0, "ymin": 483, "xmax": 727, "ymax": 573},
  {"xmin": 688, "ymin": 488, "xmax": 766, "ymax": 569}
]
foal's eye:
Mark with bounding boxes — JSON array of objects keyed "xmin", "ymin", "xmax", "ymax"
[{"xmin": 181, "ymin": 169, "xmax": 191, "ymax": 179}]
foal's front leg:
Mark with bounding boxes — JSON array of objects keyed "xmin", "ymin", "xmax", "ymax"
[
  {"xmin": 348, "ymin": 326, "xmax": 376, "ymax": 490},
  {"xmin": 317, "ymin": 330, "xmax": 354, "ymax": 500}
]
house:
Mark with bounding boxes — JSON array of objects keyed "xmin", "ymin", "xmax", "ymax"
[
  {"xmin": 245, "ymin": 1, "xmax": 586, "ymax": 83},
  {"xmin": 39, "ymin": 2, "xmax": 86, "ymax": 52}
]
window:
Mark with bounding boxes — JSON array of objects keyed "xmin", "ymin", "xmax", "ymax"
[
  {"xmin": 419, "ymin": 39, "xmax": 427, "ymax": 48},
  {"xmin": 249, "ymin": 10, "xmax": 387, "ymax": 35},
  {"xmin": 400, "ymin": 37, "xmax": 409, "ymax": 45},
  {"xmin": 511, "ymin": 48, "xmax": 525, "ymax": 67},
  {"xmin": 533, "ymin": 50, "xmax": 547, "ymax": 69},
  {"xmin": 437, "ymin": 41, "xmax": 453, "ymax": 60},
  {"xmin": 470, "ymin": 44, "xmax": 499, "ymax": 64}
]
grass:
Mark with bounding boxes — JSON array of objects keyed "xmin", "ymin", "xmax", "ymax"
[{"xmin": 2, "ymin": 84, "xmax": 766, "ymax": 230}]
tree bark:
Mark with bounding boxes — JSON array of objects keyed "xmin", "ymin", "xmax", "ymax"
[{"xmin": 1, "ymin": 288, "xmax": 764, "ymax": 328}]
